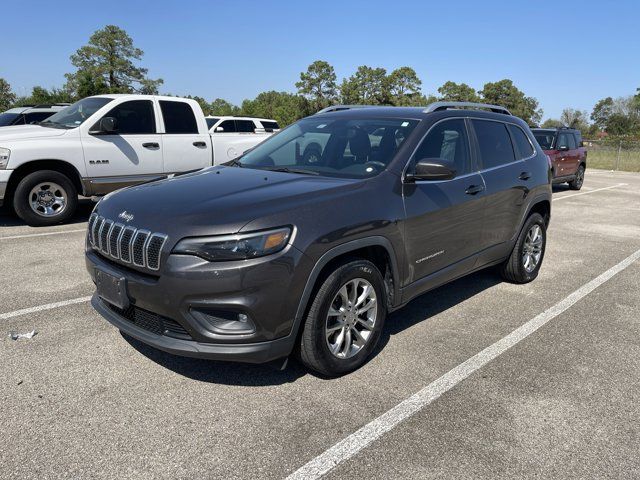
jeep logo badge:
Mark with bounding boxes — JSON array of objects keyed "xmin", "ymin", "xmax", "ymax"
[{"xmin": 118, "ymin": 211, "xmax": 134, "ymax": 222}]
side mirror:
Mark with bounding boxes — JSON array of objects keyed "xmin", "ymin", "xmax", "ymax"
[
  {"xmin": 214, "ymin": 126, "xmax": 224, "ymax": 132},
  {"xmin": 406, "ymin": 158, "xmax": 456, "ymax": 182},
  {"xmin": 90, "ymin": 117, "xmax": 117, "ymax": 135}
]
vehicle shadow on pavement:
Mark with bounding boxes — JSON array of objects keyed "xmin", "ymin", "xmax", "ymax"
[
  {"xmin": 121, "ymin": 333, "xmax": 307, "ymax": 386},
  {"xmin": 0, "ymin": 198, "xmax": 95, "ymax": 227},
  {"xmin": 123, "ymin": 268, "xmax": 502, "ymax": 385},
  {"xmin": 373, "ymin": 268, "xmax": 503, "ymax": 357}
]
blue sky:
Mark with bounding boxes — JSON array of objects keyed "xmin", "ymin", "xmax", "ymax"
[{"xmin": 1, "ymin": 0, "xmax": 639, "ymax": 120}]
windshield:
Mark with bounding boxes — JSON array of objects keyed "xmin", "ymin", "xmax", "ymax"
[
  {"xmin": 237, "ymin": 117, "xmax": 419, "ymax": 178},
  {"xmin": 41, "ymin": 97, "xmax": 113, "ymax": 128},
  {"xmin": 0, "ymin": 113, "xmax": 20, "ymax": 126},
  {"xmin": 206, "ymin": 117, "xmax": 220, "ymax": 129},
  {"xmin": 533, "ymin": 131, "xmax": 555, "ymax": 150}
]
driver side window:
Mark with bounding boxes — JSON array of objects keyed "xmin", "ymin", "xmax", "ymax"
[
  {"xmin": 101, "ymin": 100, "xmax": 156, "ymax": 134},
  {"xmin": 413, "ymin": 119, "xmax": 470, "ymax": 176}
]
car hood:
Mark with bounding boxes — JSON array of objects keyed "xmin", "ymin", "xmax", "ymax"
[
  {"xmin": 0, "ymin": 125, "xmax": 70, "ymax": 142},
  {"xmin": 95, "ymin": 166, "xmax": 363, "ymax": 240}
]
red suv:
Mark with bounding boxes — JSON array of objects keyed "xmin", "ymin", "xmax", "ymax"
[{"xmin": 532, "ymin": 127, "xmax": 586, "ymax": 190}]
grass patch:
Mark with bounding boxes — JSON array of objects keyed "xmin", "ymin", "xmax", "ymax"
[{"xmin": 586, "ymin": 148, "xmax": 640, "ymax": 172}]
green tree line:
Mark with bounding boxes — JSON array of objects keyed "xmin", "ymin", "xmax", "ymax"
[{"xmin": 1, "ymin": 24, "xmax": 638, "ymax": 137}]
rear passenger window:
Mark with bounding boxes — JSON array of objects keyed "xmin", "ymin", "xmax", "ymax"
[
  {"xmin": 159, "ymin": 101, "xmax": 198, "ymax": 134},
  {"xmin": 236, "ymin": 120, "xmax": 255, "ymax": 133},
  {"xmin": 103, "ymin": 100, "xmax": 156, "ymax": 134},
  {"xmin": 574, "ymin": 131, "xmax": 583, "ymax": 147},
  {"xmin": 217, "ymin": 120, "xmax": 236, "ymax": 132},
  {"xmin": 414, "ymin": 119, "xmax": 470, "ymax": 175},
  {"xmin": 261, "ymin": 121, "xmax": 279, "ymax": 131},
  {"xmin": 472, "ymin": 120, "xmax": 516, "ymax": 169},
  {"xmin": 507, "ymin": 124, "xmax": 535, "ymax": 159},
  {"xmin": 556, "ymin": 133, "xmax": 569, "ymax": 149},
  {"xmin": 567, "ymin": 133, "xmax": 577, "ymax": 150}
]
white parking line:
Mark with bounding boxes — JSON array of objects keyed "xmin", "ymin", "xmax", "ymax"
[
  {"xmin": 0, "ymin": 229, "xmax": 86, "ymax": 240},
  {"xmin": 0, "ymin": 296, "xmax": 92, "ymax": 320},
  {"xmin": 553, "ymin": 183, "xmax": 627, "ymax": 202},
  {"xmin": 286, "ymin": 247, "xmax": 640, "ymax": 480}
]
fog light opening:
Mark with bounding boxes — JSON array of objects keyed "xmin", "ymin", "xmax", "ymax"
[{"xmin": 190, "ymin": 308, "xmax": 256, "ymax": 335}]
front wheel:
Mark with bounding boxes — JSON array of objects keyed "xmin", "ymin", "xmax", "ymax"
[
  {"xmin": 298, "ymin": 259, "xmax": 387, "ymax": 377},
  {"xmin": 13, "ymin": 170, "xmax": 78, "ymax": 226},
  {"xmin": 500, "ymin": 213, "xmax": 547, "ymax": 283},
  {"xmin": 569, "ymin": 165, "xmax": 585, "ymax": 190}
]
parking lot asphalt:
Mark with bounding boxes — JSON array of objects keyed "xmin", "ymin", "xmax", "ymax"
[{"xmin": 1, "ymin": 169, "xmax": 639, "ymax": 480}]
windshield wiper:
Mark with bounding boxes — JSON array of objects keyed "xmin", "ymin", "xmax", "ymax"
[
  {"xmin": 262, "ymin": 166, "xmax": 320, "ymax": 176},
  {"xmin": 38, "ymin": 120, "xmax": 72, "ymax": 129},
  {"xmin": 223, "ymin": 158, "xmax": 244, "ymax": 167}
]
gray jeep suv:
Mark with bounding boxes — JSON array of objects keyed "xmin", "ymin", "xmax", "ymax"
[{"xmin": 86, "ymin": 102, "xmax": 552, "ymax": 377}]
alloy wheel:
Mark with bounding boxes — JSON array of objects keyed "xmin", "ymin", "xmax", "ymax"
[
  {"xmin": 522, "ymin": 224, "xmax": 543, "ymax": 273},
  {"xmin": 325, "ymin": 278, "xmax": 378, "ymax": 359}
]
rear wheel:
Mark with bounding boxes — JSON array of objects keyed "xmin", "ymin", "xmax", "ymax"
[
  {"xmin": 298, "ymin": 259, "xmax": 386, "ymax": 377},
  {"xmin": 13, "ymin": 170, "xmax": 78, "ymax": 226},
  {"xmin": 569, "ymin": 164, "xmax": 585, "ymax": 190},
  {"xmin": 501, "ymin": 213, "xmax": 546, "ymax": 283}
]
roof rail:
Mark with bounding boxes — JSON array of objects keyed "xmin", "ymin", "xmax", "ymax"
[
  {"xmin": 424, "ymin": 101, "xmax": 512, "ymax": 116},
  {"xmin": 315, "ymin": 105, "xmax": 379, "ymax": 114}
]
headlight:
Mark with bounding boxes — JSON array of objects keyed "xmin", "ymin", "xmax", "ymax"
[
  {"xmin": 0, "ymin": 148, "xmax": 10, "ymax": 169},
  {"xmin": 172, "ymin": 227, "xmax": 292, "ymax": 261}
]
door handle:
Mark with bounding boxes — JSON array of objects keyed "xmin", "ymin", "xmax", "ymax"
[
  {"xmin": 192, "ymin": 141, "xmax": 206, "ymax": 147},
  {"xmin": 465, "ymin": 184, "xmax": 484, "ymax": 195},
  {"xmin": 519, "ymin": 171, "xmax": 531, "ymax": 180},
  {"xmin": 142, "ymin": 142, "xmax": 160, "ymax": 149}
]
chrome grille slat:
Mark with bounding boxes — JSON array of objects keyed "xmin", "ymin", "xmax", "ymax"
[
  {"xmin": 120, "ymin": 227, "xmax": 136, "ymax": 263},
  {"xmin": 109, "ymin": 224, "xmax": 124, "ymax": 259},
  {"xmin": 100, "ymin": 220, "xmax": 113, "ymax": 255},
  {"xmin": 146, "ymin": 234, "xmax": 168, "ymax": 271},
  {"xmin": 90, "ymin": 217, "xmax": 167, "ymax": 271},
  {"xmin": 132, "ymin": 230, "xmax": 150, "ymax": 268},
  {"xmin": 87, "ymin": 214, "xmax": 98, "ymax": 246}
]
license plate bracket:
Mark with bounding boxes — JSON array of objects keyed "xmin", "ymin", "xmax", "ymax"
[{"xmin": 95, "ymin": 268, "xmax": 129, "ymax": 310}]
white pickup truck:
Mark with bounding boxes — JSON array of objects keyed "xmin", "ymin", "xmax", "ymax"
[{"xmin": 0, "ymin": 94, "xmax": 274, "ymax": 226}]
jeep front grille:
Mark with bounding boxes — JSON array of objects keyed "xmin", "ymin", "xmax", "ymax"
[{"xmin": 88, "ymin": 213, "xmax": 168, "ymax": 271}]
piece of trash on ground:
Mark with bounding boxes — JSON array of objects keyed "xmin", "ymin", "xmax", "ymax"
[{"xmin": 8, "ymin": 330, "xmax": 37, "ymax": 340}]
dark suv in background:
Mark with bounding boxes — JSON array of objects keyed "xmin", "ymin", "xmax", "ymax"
[
  {"xmin": 86, "ymin": 102, "xmax": 552, "ymax": 377},
  {"xmin": 0, "ymin": 104, "xmax": 70, "ymax": 126},
  {"xmin": 532, "ymin": 127, "xmax": 586, "ymax": 190}
]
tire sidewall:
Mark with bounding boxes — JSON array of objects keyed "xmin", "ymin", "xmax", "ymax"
[
  {"xmin": 514, "ymin": 213, "xmax": 546, "ymax": 282},
  {"xmin": 306, "ymin": 260, "xmax": 387, "ymax": 376},
  {"xmin": 13, "ymin": 170, "xmax": 78, "ymax": 227}
]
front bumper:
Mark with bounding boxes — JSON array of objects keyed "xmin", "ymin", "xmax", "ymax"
[
  {"xmin": 86, "ymin": 244, "xmax": 313, "ymax": 363},
  {"xmin": 0, "ymin": 170, "xmax": 12, "ymax": 207},
  {"xmin": 92, "ymin": 294, "xmax": 295, "ymax": 363}
]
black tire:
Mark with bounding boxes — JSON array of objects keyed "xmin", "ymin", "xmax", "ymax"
[
  {"xmin": 568, "ymin": 164, "xmax": 585, "ymax": 190},
  {"xmin": 13, "ymin": 170, "xmax": 78, "ymax": 227},
  {"xmin": 500, "ymin": 213, "xmax": 546, "ymax": 284},
  {"xmin": 298, "ymin": 259, "xmax": 387, "ymax": 377}
]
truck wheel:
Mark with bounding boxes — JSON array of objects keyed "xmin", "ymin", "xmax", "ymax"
[
  {"xmin": 568, "ymin": 165, "xmax": 585, "ymax": 190},
  {"xmin": 13, "ymin": 170, "xmax": 78, "ymax": 226},
  {"xmin": 298, "ymin": 259, "xmax": 386, "ymax": 377},
  {"xmin": 500, "ymin": 213, "xmax": 546, "ymax": 284}
]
